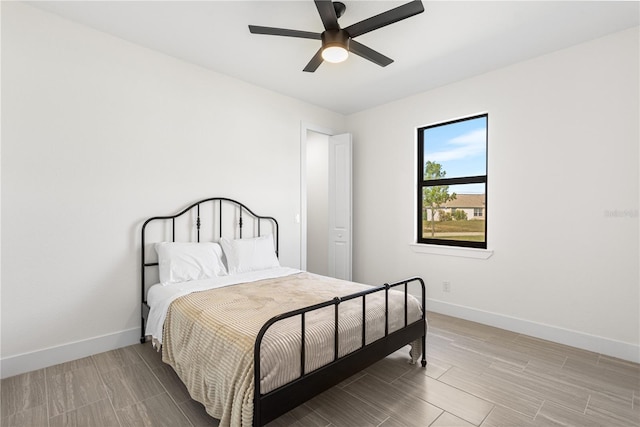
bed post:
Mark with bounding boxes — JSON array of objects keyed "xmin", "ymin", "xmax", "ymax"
[
  {"xmin": 420, "ymin": 277, "xmax": 427, "ymax": 367},
  {"xmin": 140, "ymin": 232, "xmax": 146, "ymax": 344},
  {"xmin": 140, "ymin": 219, "xmax": 149, "ymax": 344}
]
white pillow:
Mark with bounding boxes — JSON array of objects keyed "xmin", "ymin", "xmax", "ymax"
[
  {"xmin": 155, "ymin": 242, "xmax": 227, "ymax": 285},
  {"xmin": 220, "ymin": 234, "xmax": 280, "ymax": 274}
]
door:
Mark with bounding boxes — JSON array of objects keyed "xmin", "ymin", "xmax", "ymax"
[{"xmin": 328, "ymin": 133, "xmax": 352, "ymax": 281}]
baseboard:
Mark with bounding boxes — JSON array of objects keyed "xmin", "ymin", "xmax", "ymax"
[
  {"xmin": 1, "ymin": 327, "xmax": 140, "ymax": 379},
  {"xmin": 427, "ymin": 299, "xmax": 640, "ymax": 364}
]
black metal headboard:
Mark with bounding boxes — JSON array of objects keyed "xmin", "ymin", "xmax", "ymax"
[{"xmin": 140, "ymin": 197, "xmax": 278, "ymax": 342}]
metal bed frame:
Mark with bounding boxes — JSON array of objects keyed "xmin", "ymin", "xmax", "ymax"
[{"xmin": 140, "ymin": 197, "xmax": 426, "ymax": 427}]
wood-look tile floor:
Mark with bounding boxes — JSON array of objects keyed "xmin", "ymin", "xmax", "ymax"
[{"xmin": 2, "ymin": 312, "xmax": 639, "ymax": 426}]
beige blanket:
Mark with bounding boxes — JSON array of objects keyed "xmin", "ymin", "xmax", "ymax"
[{"xmin": 162, "ymin": 272, "xmax": 423, "ymax": 427}]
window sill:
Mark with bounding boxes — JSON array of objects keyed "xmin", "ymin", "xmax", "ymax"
[{"xmin": 409, "ymin": 243, "xmax": 494, "ymax": 259}]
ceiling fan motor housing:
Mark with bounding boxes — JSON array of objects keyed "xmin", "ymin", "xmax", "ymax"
[{"xmin": 321, "ymin": 29, "xmax": 350, "ymax": 51}]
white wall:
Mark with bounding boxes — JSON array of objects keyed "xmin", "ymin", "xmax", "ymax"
[
  {"xmin": 347, "ymin": 27, "xmax": 639, "ymax": 361},
  {"xmin": 0, "ymin": 2, "xmax": 345, "ymax": 377}
]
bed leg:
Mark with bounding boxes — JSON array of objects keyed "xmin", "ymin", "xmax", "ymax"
[
  {"xmin": 140, "ymin": 316, "xmax": 147, "ymax": 344},
  {"xmin": 421, "ymin": 335, "xmax": 427, "ymax": 367}
]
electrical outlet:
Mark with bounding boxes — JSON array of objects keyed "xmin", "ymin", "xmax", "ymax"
[{"xmin": 443, "ymin": 281, "xmax": 451, "ymax": 293}]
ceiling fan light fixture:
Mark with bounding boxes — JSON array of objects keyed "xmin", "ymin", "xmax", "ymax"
[
  {"xmin": 321, "ymin": 29, "xmax": 350, "ymax": 64},
  {"xmin": 322, "ymin": 45, "xmax": 348, "ymax": 63}
]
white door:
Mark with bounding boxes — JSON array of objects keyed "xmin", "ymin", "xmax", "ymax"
[{"xmin": 328, "ymin": 133, "xmax": 352, "ymax": 281}]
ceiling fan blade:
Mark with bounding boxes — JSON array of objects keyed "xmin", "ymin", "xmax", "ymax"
[
  {"xmin": 349, "ymin": 40, "xmax": 393, "ymax": 67},
  {"xmin": 344, "ymin": 0, "xmax": 424, "ymax": 38},
  {"xmin": 248, "ymin": 25, "xmax": 321, "ymax": 40},
  {"xmin": 303, "ymin": 48, "xmax": 324, "ymax": 72},
  {"xmin": 314, "ymin": 0, "xmax": 340, "ymax": 31}
]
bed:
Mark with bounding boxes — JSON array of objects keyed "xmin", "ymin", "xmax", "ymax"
[{"xmin": 140, "ymin": 197, "xmax": 427, "ymax": 426}]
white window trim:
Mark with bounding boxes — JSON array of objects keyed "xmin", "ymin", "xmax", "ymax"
[{"xmin": 409, "ymin": 243, "xmax": 493, "ymax": 259}]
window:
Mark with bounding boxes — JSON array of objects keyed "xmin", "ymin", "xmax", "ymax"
[{"xmin": 417, "ymin": 114, "xmax": 487, "ymax": 249}]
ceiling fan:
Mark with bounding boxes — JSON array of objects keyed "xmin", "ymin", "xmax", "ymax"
[{"xmin": 248, "ymin": 0, "xmax": 424, "ymax": 72}]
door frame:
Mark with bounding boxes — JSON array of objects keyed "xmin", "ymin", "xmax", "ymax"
[{"xmin": 300, "ymin": 122, "xmax": 335, "ymax": 271}]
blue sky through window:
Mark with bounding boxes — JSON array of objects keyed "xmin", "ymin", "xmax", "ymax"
[{"xmin": 423, "ymin": 116, "xmax": 486, "ymax": 193}]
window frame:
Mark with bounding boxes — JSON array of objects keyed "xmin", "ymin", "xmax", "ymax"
[{"xmin": 416, "ymin": 114, "xmax": 488, "ymax": 249}]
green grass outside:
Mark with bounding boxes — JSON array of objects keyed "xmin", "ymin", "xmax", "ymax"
[
  {"xmin": 423, "ymin": 219, "xmax": 485, "ymax": 233},
  {"xmin": 427, "ymin": 234, "xmax": 486, "ymax": 242},
  {"xmin": 422, "ymin": 219, "xmax": 486, "ymax": 242}
]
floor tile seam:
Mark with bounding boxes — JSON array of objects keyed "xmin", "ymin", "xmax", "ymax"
[
  {"xmin": 98, "ymin": 358, "xmax": 165, "ymax": 400},
  {"xmin": 539, "ymin": 399, "xmax": 635, "ymax": 427},
  {"xmin": 426, "ymin": 411, "xmax": 451, "ymax": 427},
  {"xmin": 497, "ymin": 398, "xmax": 542, "ymax": 423},
  {"xmin": 548, "ymin": 371, "xmax": 638, "ymax": 400},
  {"xmin": 479, "ymin": 369, "xmax": 548, "ymax": 398},
  {"xmin": 434, "ymin": 365, "xmax": 453, "ymax": 380},
  {"xmin": 339, "ymin": 374, "xmax": 400, "ymax": 423},
  {"xmin": 447, "ymin": 343, "xmax": 507, "ymax": 363},
  {"xmin": 133, "ymin": 343, "xmax": 162, "ymax": 372},
  {"xmin": 487, "ymin": 357, "xmax": 528, "ymax": 372},
  {"xmin": 560, "ymin": 355, "xmax": 568, "ymax": 369},
  {"xmin": 489, "ymin": 364, "xmax": 594, "ymax": 400},
  {"xmin": 386, "ymin": 374, "xmax": 450, "ymax": 418},
  {"xmin": 146, "ymin": 364, "xmax": 197, "ymax": 427},
  {"xmin": 475, "ymin": 403, "xmax": 496, "ymax": 427},
  {"xmin": 583, "ymin": 408, "xmax": 640, "ymax": 427},
  {"xmin": 92, "ymin": 355, "xmax": 125, "ymax": 427},
  {"xmin": 594, "ymin": 361, "xmax": 640, "ymax": 381},
  {"xmin": 48, "ymin": 397, "xmax": 121, "ymax": 425},
  {"xmin": 114, "ymin": 390, "xmax": 194, "ymax": 425},
  {"xmin": 375, "ymin": 415, "xmax": 391, "ymax": 427},
  {"xmin": 603, "ymin": 355, "xmax": 631, "ymax": 374},
  {"xmin": 479, "ymin": 406, "xmax": 499, "ymax": 427},
  {"xmin": 394, "ymin": 370, "xmax": 495, "ymax": 416},
  {"xmin": 412, "ymin": 396, "xmax": 484, "ymax": 427},
  {"xmin": 470, "ymin": 378, "xmax": 545, "ymax": 417},
  {"xmin": 437, "ymin": 374, "xmax": 514, "ymax": 416},
  {"xmin": 337, "ymin": 371, "xmax": 366, "ymax": 389},
  {"xmin": 588, "ymin": 389, "xmax": 638, "ymax": 411},
  {"xmin": 583, "ymin": 394, "xmax": 591, "ymax": 415},
  {"xmin": 305, "ymin": 406, "xmax": 332, "ymax": 427},
  {"xmin": 531, "ymin": 399, "xmax": 544, "ymax": 422},
  {"xmin": 544, "ymin": 358, "xmax": 634, "ymax": 383},
  {"xmin": 539, "ymin": 397, "xmax": 606, "ymax": 421},
  {"xmin": 427, "ymin": 329, "xmax": 466, "ymax": 343},
  {"xmin": 563, "ymin": 358, "xmax": 640, "ymax": 383},
  {"xmin": 509, "ymin": 338, "xmax": 574, "ymax": 357},
  {"xmin": 90, "ymin": 354, "xmax": 129, "ymax": 377}
]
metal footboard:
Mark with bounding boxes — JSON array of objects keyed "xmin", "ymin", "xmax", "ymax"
[{"xmin": 253, "ymin": 277, "xmax": 427, "ymax": 426}]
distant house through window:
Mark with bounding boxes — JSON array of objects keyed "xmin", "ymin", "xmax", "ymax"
[{"xmin": 417, "ymin": 114, "xmax": 488, "ymax": 249}]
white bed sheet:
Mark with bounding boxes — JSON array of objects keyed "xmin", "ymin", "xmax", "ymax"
[{"xmin": 145, "ymin": 266, "xmax": 301, "ymax": 344}]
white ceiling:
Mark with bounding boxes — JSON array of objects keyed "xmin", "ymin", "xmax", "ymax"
[{"xmin": 29, "ymin": 1, "xmax": 639, "ymax": 115}]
